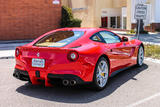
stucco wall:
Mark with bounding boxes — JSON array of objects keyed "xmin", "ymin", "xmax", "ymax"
[
  {"xmin": 94, "ymin": 0, "xmax": 113, "ymax": 27},
  {"xmin": 126, "ymin": 0, "xmax": 132, "ymax": 30},
  {"xmin": 62, "ymin": 0, "xmax": 95, "ymax": 27},
  {"xmin": 62, "ymin": 0, "xmax": 126, "ymax": 28},
  {"xmin": 113, "ymin": 0, "xmax": 126, "ymax": 8},
  {"xmin": 72, "ymin": 0, "xmax": 95, "ymax": 27}
]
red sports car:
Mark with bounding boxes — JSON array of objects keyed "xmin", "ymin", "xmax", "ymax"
[{"xmin": 13, "ymin": 28, "xmax": 144, "ymax": 90}]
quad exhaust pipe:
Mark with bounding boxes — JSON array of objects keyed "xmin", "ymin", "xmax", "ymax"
[
  {"xmin": 70, "ymin": 80, "xmax": 77, "ymax": 86},
  {"xmin": 62, "ymin": 80, "xmax": 69, "ymax": 86},
  {"xmin": 62, "ymin": 80, "xmax": 77, "ymax": 86},
  {"xmin": 13, "ymin": 72, "xmax": 20, "ymax": 79}
]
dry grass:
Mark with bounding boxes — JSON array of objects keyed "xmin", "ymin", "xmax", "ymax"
[{"xmin": 144, "ymin": 44, "xmax": 160, "ymax": 59}]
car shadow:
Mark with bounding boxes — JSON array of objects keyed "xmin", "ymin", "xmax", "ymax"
[{"xmin": 16, "ymin": 64, "xmax": 148, "ymax": 103}]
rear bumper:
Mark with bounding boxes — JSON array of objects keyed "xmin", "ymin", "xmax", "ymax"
[
  {"xmin": 13, "ymin": 68, "xmax": 91, "ymax": 86},
  {"xmin": 47, "ymin": 73, "xmax": 85, "ymax": 84},
  {"xmin": 13, "ymin": 69, "xmax": 30, "ymax": 81}
]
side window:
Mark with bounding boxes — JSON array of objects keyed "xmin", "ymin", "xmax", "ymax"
[
  {"xmin": 99, "ymin": 31, "xmax": 121, "ymax": 43},
  {"xmin": 90, "ymin": 33, "xmax": 103, "ymax": 42}
]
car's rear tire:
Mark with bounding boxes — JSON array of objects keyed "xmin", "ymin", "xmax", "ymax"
[
  {"xmin": 137, "ymin": 45, "xmax": 144, "ymax": 67},
  {"xmin": 91, "ymin": 57, "xmax": 109, "ymax": 91}
]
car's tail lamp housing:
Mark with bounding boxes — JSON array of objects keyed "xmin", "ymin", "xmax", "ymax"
[
  {"xmin": 67, "ymin": 51, "xmax": 79, "ymax": 61},
  {"xmin": 15, "ymin": 48, "xmax": 22, "ymax": 57}
]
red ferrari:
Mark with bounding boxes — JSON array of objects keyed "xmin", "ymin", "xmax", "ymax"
[{"xmin": 13, "ymin": 28, "xmax": 144, "ymax": 90}]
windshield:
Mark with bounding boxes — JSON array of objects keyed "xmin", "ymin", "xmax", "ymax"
[{"xmin": 34, "ymin": 31, "xmax": 84, "ymax": 47}]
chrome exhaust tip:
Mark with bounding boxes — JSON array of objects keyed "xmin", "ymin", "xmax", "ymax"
[
  {"xmin": 70, "ymin": 80, "xmax": 77, "ymax": 86},
  {"xmin": 13, "ymin": 72, "xmax": 20, "ymax": 79},
  {"xmin": 62, "ymin": 80, "xmax": 69, "ymax": 86}
]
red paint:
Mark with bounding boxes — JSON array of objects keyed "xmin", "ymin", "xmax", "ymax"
[{"xmin": 15, "ymin": 28, "xmax": 143, "ymax": 87}]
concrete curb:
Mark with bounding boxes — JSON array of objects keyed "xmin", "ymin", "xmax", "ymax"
[
  {"xmin": 0, "ymin": 56, "xmax": 15, "ymax": 59},
  {"xmin": 0, "ymin": 39, "xmax": 33, "ymax": 44},
  {"xmin": 145, "ymin": 57, "xmax": 160, "ymax": 64},
  {"xmin": 143, "ymin": 42, "xmax": 160, "ymax": 46}
]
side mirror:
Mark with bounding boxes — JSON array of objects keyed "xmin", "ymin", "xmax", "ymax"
[{"xmin": 122, "ymin": 36, "xmax": 128, "ymax": 42}]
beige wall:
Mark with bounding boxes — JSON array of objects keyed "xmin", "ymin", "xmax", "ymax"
[
  {"xmin": 70, "ymin": 0, "xmax": 86, "ymax": 8},
  {"xmin": 127, "ymin": 0, "xmax": 132, "ymax": 30},
  {"xmin": 62, "ymin": 0, "xmax": 95, "ymax": 27},
  {"xmin": 61, "ymin": 0, "xmax": 69, "ymax": 7},
  {"xmin": 113, "ymin": 0, "xmax": 123, "ymax": 8},
  {"xmin": 62, "ymin": 0, "xmax": 116, "ymax": 27},
  {"xmin": 62, "ymin": 0, "xmax": 128, "ymax": 28},
  {"xmin": 95, "ymin": 0, "xmax": 126, "ymax": 27},
  {"xmin": 94, "ymin": 0, "xmax": 113, "ymax": 27},
  {"xmin": 121, "ymin": 0, "xmax": 127, "ymax": 7},
  {"xmin": 72, "ymin": 0, "xmax": 96, "ymax": 27}
]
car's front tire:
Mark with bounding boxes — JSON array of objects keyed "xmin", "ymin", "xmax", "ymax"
[
  {"xmin": 92, "ymin": 57, "xmax": 109, "ymax": 91},
  {"xmin": 137, "ymin": 45, "xmax": 144, "ymax": 66}
]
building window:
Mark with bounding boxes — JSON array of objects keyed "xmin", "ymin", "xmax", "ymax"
[
  {"xmin": 110, "ymin": 17, "xmax": 116, "ymax": 28},
  {"xmin": 101, "ymin": 16, "xmax": 121, "ymax": 29},
  {"xmin": 101, "ymin": 17, "xmax": 108, "ymax": 27}
]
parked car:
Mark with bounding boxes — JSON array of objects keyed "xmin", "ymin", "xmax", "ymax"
[{"xmin": 13, "ymin": 28, "xmax": 144, "ymax": 90}]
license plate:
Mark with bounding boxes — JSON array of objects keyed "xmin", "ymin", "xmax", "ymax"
[{"xmin": 32, "ymin": 58, "xmax": 45, "ymax": 68}]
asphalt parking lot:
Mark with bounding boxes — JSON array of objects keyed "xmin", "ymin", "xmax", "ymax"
[{"xmin": 0, "ymin": 59, "xmax": 160, "ymax": 107}]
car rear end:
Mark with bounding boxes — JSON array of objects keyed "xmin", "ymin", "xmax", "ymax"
[{"xmin": 13, "ymin": 29, "xmax": 95, "ymax": 86}]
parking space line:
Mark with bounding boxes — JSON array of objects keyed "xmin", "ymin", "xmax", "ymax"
[{"xmin": 127, "ymin": 92, "xmax": 160, "ymax": 107}]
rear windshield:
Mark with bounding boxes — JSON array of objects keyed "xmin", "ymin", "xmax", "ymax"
[{"xmin": 34, "ymin": 31, "xmax": 84, "ymax": 47}]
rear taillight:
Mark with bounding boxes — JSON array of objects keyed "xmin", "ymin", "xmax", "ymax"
[
  {"xmin": 15, "ymin": 48, "xmax": 21, "ymax": 57},
  {"xmin": 67, "ymin": 51, "xmax": 79, "ymax": 61}
]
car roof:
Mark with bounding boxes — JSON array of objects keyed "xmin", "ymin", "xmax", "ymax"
[
  {"xmin": 56, "ymin": 27, "xmax": 108, "ymax": 32},
  {"xmin": 30, "ymin": 27, "xmax": 117, "ymax": 47},
  {"xmin": 53, "ymin": 27, "xmax": 116, "ymax": 39},
  {"xmin": 58, "ymin": 27, "xmax": 99, "ymax": 30}
]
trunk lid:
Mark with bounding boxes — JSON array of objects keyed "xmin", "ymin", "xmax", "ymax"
[{"xmin": 20, "ymin": 46, "xmax": 71, "ymax": 69}]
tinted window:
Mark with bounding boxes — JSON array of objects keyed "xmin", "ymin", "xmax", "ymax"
[
  {"xmin": 90, "ymin": 33, "xmax": 103, "ymax": 42},
  {"xmin": 99, "ymin": 31, "xmax": 121, "ymax": 43},
  {"xmin": 34, "ymin": 31, "xmax": 84, "ymax": 47}
]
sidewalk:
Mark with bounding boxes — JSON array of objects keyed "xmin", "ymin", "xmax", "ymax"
[
  {"xmin": 0, "ymin": 41, "xmax": 31, "ymax": 59},
  {"xmin": 112, "ymin": 31, "xmax": 160, "ymax": 45},
  {"xmin": 0, "ymin": 50, "xmax": 15, "ymax": 59}
]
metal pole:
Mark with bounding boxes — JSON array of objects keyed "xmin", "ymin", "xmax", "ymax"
[{"xmin": 137, "ymin": 19, "xmax": 141, "ymax": 40}]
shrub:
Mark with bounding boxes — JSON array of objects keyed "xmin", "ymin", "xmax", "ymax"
[
  {"xmin": 61, "ymin": 6, "xmax": 82, "ymax": 28},
  {"xmin": 130, "ymin": 29, "xmax": 136, "ymax": 34},
  {"xmin": 145, "ymin": 44, "xmax": 160, "ymax": 59},
  {"xmin": 155, "ymin": 28, "xmax": 160, "ymax": 32},
  {"xmin": 68, "ymin": 18, "xmax": 82, "ymax": 27},
  {"xmin": 140, "ymin": 30, "xmax": 148, "ymax": 34}
]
